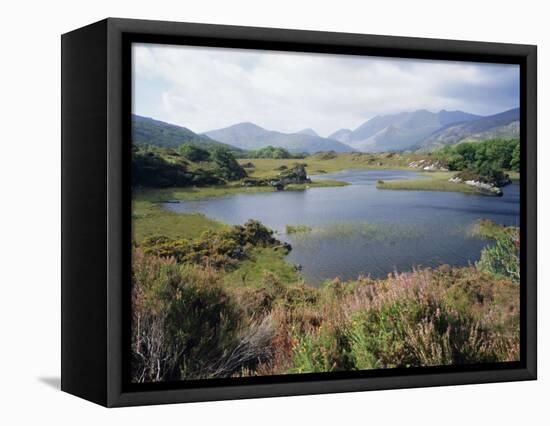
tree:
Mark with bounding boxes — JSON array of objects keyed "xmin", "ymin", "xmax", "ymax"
[
  {"xmin": 510, "ymin": 142, "xmax": 520, "ymax": 172},
  {"xmin": 211, "ymin": 147, "xmax": 247, "ymax": 180},
  {"xmin": 179, "ymin": 143, "xmax": 211, "ymax": 162}
]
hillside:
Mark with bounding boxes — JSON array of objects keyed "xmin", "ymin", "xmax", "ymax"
[
  {"xmin": 204, "ymin": 122, "xmax": 355, "ymax": 153},
  {"xmin": 132, "ymin": 115, "xmax": 242, "ymax": 153},
  {"xmin": 417, "ymin": 108, "xmax": 520, "ymax": 150},
  {"xmin": 330, "ymin": 109, "xmax": 481, "ymax": 152}
]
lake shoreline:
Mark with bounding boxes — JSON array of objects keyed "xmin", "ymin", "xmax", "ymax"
[{"xmin": 154, "ymin": 169, "xmax": 519, "ymax": 284}]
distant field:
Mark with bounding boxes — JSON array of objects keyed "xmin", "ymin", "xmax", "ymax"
[{"xmin": 239, "ymin": 152, "xmax": 430, "ymax": 179}]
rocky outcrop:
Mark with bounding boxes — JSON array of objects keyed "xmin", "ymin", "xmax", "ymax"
[
  {"xmin": 408, "ymin": 159, "xmax": 448, "ymax": 171},
  {"xmin": 241, "ymin": 163, "xmax": 311, "ymax": 190},
  {"xmin": 448, "ymin": 176, "xmax": 503, "ymax": 196},
  {"xmin": 271, "ymin": 163, "xmax": 311, "ymax": 190}
]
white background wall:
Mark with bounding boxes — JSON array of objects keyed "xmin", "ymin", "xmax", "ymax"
[{"xmin": 1, "ymin": 0, "xmax": 546, "ymax": 423}]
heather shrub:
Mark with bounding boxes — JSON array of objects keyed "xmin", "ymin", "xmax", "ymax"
[
  {"xmin": 289, "ymin": 322, "xmax": 355, "ymax": 373},
  {"xmin": 131, "ymin": 249, "xmax": 247, "ymax": 382},
  {"xmin": 287, "ymin": 266, "xmax": 519, "ymax": 373},
  {"xmin": 476, "ymin": 231, "xmax": 520, "ymax": 284}
]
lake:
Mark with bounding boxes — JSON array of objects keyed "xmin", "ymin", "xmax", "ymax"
[{"xmin": 162, "ymin": 169, "xmax": 520, "ymax": 285}]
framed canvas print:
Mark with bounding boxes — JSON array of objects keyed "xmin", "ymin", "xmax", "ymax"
[{"xmin": 61, "ymin": 18, "xmax": 537, "ymax": 407}]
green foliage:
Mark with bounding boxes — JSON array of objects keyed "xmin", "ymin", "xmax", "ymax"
[
  {"xmin": 141, "ymin": 220, "xmax": 290, "ymax": 270},
  {"xmin": 179, "ymin": 144, "xmax": 211, "ymax": 162},
  {"xmin": 132, "ymin": 147, "xmax": 208, "ymax": 188},
  {"xmin": 288, "ymin": 267, "xmax": 519, "ymax": 374},
  {"xmin": 132, "ymin": 239, "xmax": 520, "ymax": 381},
  {"xmin": 285, "ymin": 224, "xmax": 313, "ymax": 234},
  {"xmin": 436, "ymin": 139, "xmax": 519, "ymax": 174},
  {"xmin": 132, "ymin": 145, "xmax": 248, "ymax": 188},
  {"xmin": 454, "ymin": 168, "xmax": 509, "ymax": 187},
  {"xmin": 468, "ymin": 219, "xmax": 517, "ymax": 240},
  {"xmin": 211, "ymin": 147, "xmax": 248, "ymax": 180},
  {"xmin": 248, "ymin": 145, "xmax": 294, "ymax": 159},
  {"xmin": 224, "ymin": 248, "xmax": 301, "ymax": 287},
  {"xmin": 131, "ymin": 252, "xmax": 246, "ymax": 381},
  {"xmin": 476, "ymin": 231, "xmax": 520, "ymax": 284},
  {"xmin": 510, "ymin": 142, "xmax": 520, "ymax": 172},
  {"xmin": 289, "ymin": 324, "xmax": 355, "ymax": 373}
]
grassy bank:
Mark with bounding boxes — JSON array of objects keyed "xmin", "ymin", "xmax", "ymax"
[
  {"xmin": 468, "ymin": 218, "xmax": 518, "ymax": 240},
  {"xmin": 376, "ymin": 171, "xmax": 491, "ymax": 195},
  {"xmin": 133, "ymin": 199, "xmax": 226, "ymax": 241},
  {"xmin": 224, "ymin": 247, "xmax": 301, "ymax": 288},
  {"xmin": 240, "ymin": 152, "xmax": 430, "ymax": 179},
  {"xmin": 135, "ymin": 178, "xmax": 348, "ymax": 203}
]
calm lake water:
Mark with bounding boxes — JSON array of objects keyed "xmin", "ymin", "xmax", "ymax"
[{"xmin": 161, "ymin": 169, "xmax": 520, "ymax": 285}]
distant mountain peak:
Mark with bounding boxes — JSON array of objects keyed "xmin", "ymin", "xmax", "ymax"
[
  {"xmin": 204, "ymin": 123, "xmax": 354, "ymax": 154},
  {"xmin": 296, "ymin": 128, "xmax": 319, "ymax": 137},
  {"xmin": 227, "ymin": 122, "xmax": 266, "ymax": 131},
  {"xmin": 328, "ymin": 128, "xmax": 353, "ymax": 143},
  {"xmin": 418, "ymin": 107, "xmax": 520, "ymax": 150},
  {"xmin": 342, "ymin": 109, "xmax": 484, "ymax": 152}
]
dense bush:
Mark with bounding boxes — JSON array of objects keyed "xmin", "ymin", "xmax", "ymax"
[
  {"xmin": 476, "ymin": 231, "xmax": 520, "ymax": 284},
  {"xmin": 288, "ymin": 267, "xmax": 519, "ymax": 374},
  {"xmin": 141, "ymin": 220, "xmax": 291, "ymax": 269},
  {"xmin": 132, "ymin": 149, "xmax": 194, "ymax": 187},
  {"xmin": 436, "ymin": 139, "xmax": 519, "ymax": 173},
  {"xmin": 210, "ymin": 147, "xmax": 248, "ymax": 180},
  {"xmin": 132, "ymin": 145, "xmax": 246, "ymax": 188},
  {"xmin": 131, "ymin": 250, "xmax": 267, "ymax": 382},
  {"xmin": 250, "ymin": 146, "xmax": 293, "ymax": 159},
  {"xmin": 454, "ymin": 169, "xmax": 510, "ymax": 186},
  {"xmin": 179, "ymin": 144, "xmax": 211, "ymax": 162},
  {"xmin": 238, "ymin": 146, "xmax": 306, "ymax": 159}
]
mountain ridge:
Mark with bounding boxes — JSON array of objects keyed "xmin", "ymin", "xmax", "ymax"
[
  {"xmin": 132, "ymin": 115, "xmax": 243, "ymax": 152},
  {"xmin": 417, "ymin": 107, "xmax": 520, "ymax": 151},
  {"xmin": 334, "ymin": 109, "xmax": 483, "ymax": 152},
  {"xmin": 204, "ymin": 123, "xmax": 355, "ymax": 153}
]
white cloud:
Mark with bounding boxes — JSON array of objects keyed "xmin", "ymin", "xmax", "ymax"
[{"xmin": 132, "ymin": 43, "xmax": 519, "ymax": 137}]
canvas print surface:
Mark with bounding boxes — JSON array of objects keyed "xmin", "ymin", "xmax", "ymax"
[{"xmin": 130, "ymin": 43, "xmax": 520, "ymax": 384}]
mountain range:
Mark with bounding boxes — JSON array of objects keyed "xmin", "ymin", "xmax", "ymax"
[
  {"xmin": 133, "ymin": 107, "xmax": 519, "ymax": 155},
  {"xmin": 204, "ymin": 122, "xmax": 354, "ymax": 154},
  {"xmin": 416, "ymin": 108, "xmax": 520, "ymax": 151},
  {"xmin": 132, "ymin": 115, "xmax": 243, "ymax": 153},
  {"xmin": 329, "ymin": 110, "xmax": 482, "ymax": 152}
]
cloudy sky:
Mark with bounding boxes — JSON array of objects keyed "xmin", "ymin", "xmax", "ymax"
[{"xmin": 132, "ymin": 43, "xmax": 519, "ymax": 137}]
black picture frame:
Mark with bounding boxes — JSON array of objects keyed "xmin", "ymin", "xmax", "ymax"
[{"xmin": 61, "ymin": 17, "xmax": 537, "ymax": 407}]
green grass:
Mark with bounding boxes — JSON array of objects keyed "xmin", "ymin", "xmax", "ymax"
[
  {"xmin": 286, "ymin": 221, "xmax": 422, "ymax": 241},
  {"xmin": 285, "ymin": 179, "xmax": 349, "ymax": 190},
  {"xmin": 286, "ymin": 224, "xmax": 313, "ymax": 234},
  {"xmin": 376, "ymin": 171, "xmax": 490, "ymax": 195},
  {"xmin": 135, "ymin": 179, "xmax": 348, "ymax": 204},
  {"xmin": 223, "ymin": 247, "xmax": 301, "ymax": 287},
  {"xmin": 132, "ymin": 199, "xmax": 225, "ymax": 242},
  {"xmin": 468, "ymin": 219, "xmax": 518, "ymax": 240},
  {"xmin": 134, "ymin": 184, "xmax": 275, "ymax": 203},
  {"xmin": 238, "ymin": 152, "xmax": 431, "ymax": 179}
]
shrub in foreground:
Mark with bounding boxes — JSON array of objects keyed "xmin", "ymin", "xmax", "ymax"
[{"xmin": 132, "ymin": 250, "xmax": 519, "ymax": 380}]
